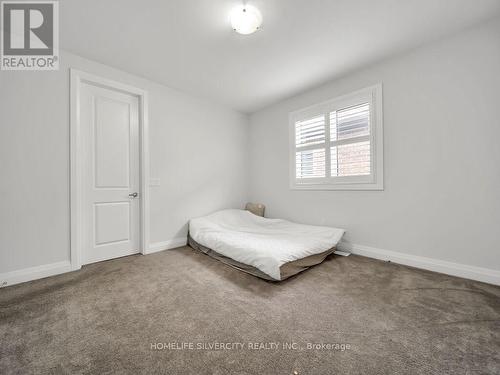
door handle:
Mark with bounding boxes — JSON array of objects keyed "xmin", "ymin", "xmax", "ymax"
[{"xmin": 128, "ymin": 192, "xmax": 139, "ymax": 198}]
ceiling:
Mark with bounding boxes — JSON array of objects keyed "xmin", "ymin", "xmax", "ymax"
[{"xmin": 60, "ymin": 0, "xmax": 500, "ymax": 113}]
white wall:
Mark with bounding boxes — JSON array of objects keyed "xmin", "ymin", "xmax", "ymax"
[
  {"xmin": 2, "ymin": 18, "xmax": 499, "ymax": 285},
  {"xmin": 249, "ymin": 19, "xmax": 500, "ymax": 273},
  {"xmin": 0, "ymin": 50, "xmax": 248, "ymax": 276}
]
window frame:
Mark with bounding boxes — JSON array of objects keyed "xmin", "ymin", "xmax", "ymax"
[{"xmin": 289, "ymin": 84, "xmax": 384, "ymax": 190}]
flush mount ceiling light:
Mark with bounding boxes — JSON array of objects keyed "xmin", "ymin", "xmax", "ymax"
[{"xmin": 230, "ymin": 4, "xmax": 262, "ymax": 35}]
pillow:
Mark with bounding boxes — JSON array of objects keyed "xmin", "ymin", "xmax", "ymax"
[{"xmin": 245, "ymin": 203, "xmax": 265, "ymax": 217}]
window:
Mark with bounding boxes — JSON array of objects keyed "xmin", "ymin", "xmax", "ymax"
[{"xmin": 289, "ymin": 84, "xmax": 383, "ymax": 190}]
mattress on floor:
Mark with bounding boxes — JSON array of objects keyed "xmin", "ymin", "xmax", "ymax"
[{"xmin": 188, "ymin": 209, "xmax": 345, "ymax": 281}]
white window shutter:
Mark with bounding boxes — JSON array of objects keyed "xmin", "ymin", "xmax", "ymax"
[
  {"xmin": 294, "ymin": 115, "xmax": 326, "ymax": 179},
  {"xmin": 330, "ymin": 103, "xmax": 371, "ymax": 177},
  {"xmin": 290, "ymin": 84, "xmax": 383, "ymax": 190}
]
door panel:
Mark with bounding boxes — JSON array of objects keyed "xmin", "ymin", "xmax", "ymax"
[
  {"xmin": 94, "ymin": 97, "xmax": 131, "ymax": 188},
  {"xmin": 94, "ymin": 202, "xmax": 130, "ymax": 246},
  {"xmin": 80, "ymin": 82, "xmax": 140, "ymax": 264}
]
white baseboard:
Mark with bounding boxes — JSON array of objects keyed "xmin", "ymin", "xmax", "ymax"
[
  {"xmin": 0, "ymin": 238, "xmax": 188, "ymax": 287},
  {"xmin": 337, "ymin": 241, "xmax": 500, "ymax": 286},
  {"xmin": 5, "ymin": 240, "xmax": 496, "ymax": 287},
  {"xmin": 146, "ymin": 236, "xmax": 188, "ymax": 254},
  {"xmin": 0, "ymin": 260, "xmax": 73, "ymax": 288}
]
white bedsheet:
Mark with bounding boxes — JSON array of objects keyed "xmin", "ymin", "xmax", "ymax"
[{"xmin": 189, "ymin": 209, "xmax": 345, "ymax": 280}]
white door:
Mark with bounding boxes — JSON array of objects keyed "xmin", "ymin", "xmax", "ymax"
[{"xmin": 79, "ymin": 82, "xmax": 141, "ymax": 264}]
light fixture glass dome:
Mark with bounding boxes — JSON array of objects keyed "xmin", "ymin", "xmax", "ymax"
[{"xmin": 230, "ymin": 4, "xmax": 262, "ymax": 35}]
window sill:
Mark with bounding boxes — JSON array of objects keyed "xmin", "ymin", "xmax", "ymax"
[{"xmin": 290, "ymin": 182, "xmax": 384, "ymax": 191}]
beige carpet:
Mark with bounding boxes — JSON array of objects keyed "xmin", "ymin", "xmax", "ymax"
[{"xmin": 1, "ymin": 246, "xmax": 499, "ymax": 374}]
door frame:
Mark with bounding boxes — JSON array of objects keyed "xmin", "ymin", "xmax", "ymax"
[{"xmin": 70, "ymin": 69, "xmax": 150, "ymax": 270}]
